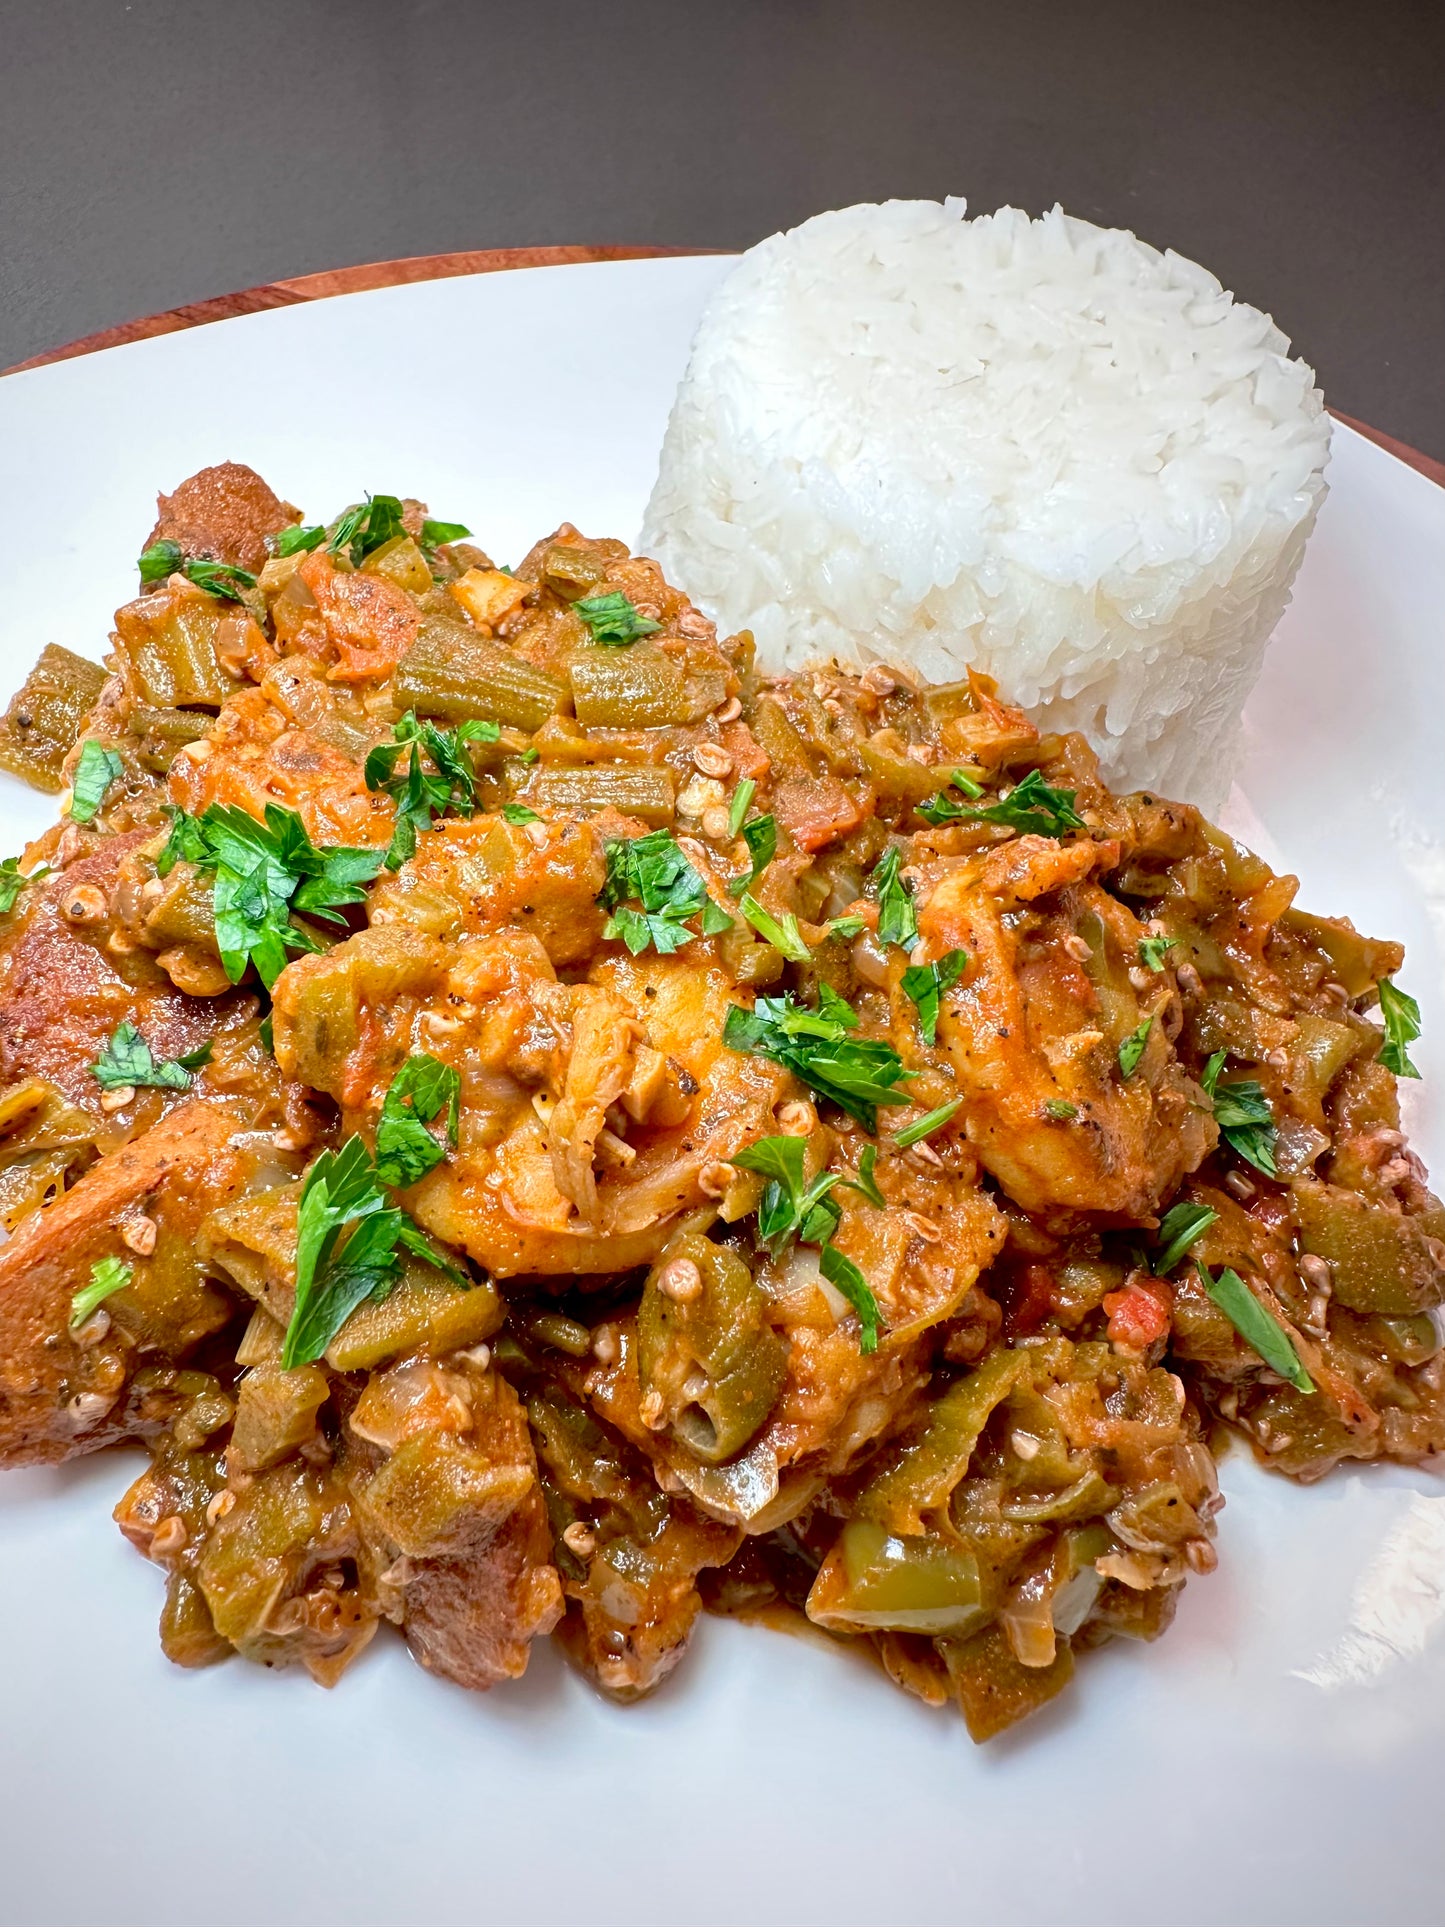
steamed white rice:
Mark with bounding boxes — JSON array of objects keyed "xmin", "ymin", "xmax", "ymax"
[{"xmin": 640, "ymin": 200, "xmax": 1330, "ymax": 808}]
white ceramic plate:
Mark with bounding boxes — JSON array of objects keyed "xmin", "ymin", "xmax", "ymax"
[{"xmin": 0, "ymin": 259, "xmax": 1441, "ymax": 1927}]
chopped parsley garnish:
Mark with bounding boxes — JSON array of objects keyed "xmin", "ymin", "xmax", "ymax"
[
  {"xmin": 1044, "ymin": 1099, "xmax": 1078, "ymax": 1121},
  {"xmin": 600, "ymin": 830, "xmax": 709, "ymax": 955},
  {"xmin": 91, "ymin": 1022, "xmax": 211, "ymax": 1092},
  {"xmin": 819, "ymin": 1245, "xmax": 880, "ymax": 1354},
  {"xmin": 838, "ymin": 1143, "xmax": 886, "ymax": 1209},
  {"xmin": 729, "ymin": 1133, "xmax": 882, "ymax": 1352},
  {"xmin": 419, "ymin": 517, "xmax": 471, "ymax": 552},
  {"xmin": 136, "ymin": 542, "xmax": 257, "ymax": 601},
  {"xmin": 137, "ymin": 540, "xmax": 182, "ymax": 584},
  {"xmin": 825, "ymin": 915, "xmax": 866, "ymax": 941},
  {"xmin": 1377, "ymin": 978, "xmax": 1422, "ymax": 1080},
  {"xmin": 365, "ymin": 712, "xmax": 500, "ymax": 867},
  {"xmin": 158, "ymin": 803, "xmax": 382, "ymax": 989},
  {"xmin": 901, "ymin": 948, "xmax": 968, "ymax": 1045},
  {"xmin": 1198, "ymin": 1261, "xmax": 1313, "ymax": 1393},
  {"xmin": 726, "ymin": 813, "xmax": 777, "ymax": 897},
  {"xmin": 269, "ymin": 524, "xmax": 326, "ymax": 557},
  {"xmin": 282, "ymin": 1135, "xmax": 467, "ymax": 1368},
  {"xmin": 871, "ymin": 846, "xmax": 918, "ymax": 950},
  {"xmin": 722, "ymin": 989, "xmax": 915, "ymax": 1132},
  {"xmin": 502, "ymin": 803, "xmax": 542, "ymax": 825},
  {"xmin": 374, "ymin": 1053, "xmax": 461, "ymax": 1189},
  {"xmin": 915, "ymin": 767, "xmax": 985, "ymax": 824},
  {"xmin": 70, "ymin": 1256, "xmax": 132, "ymax": 1329},
  {"xmin": 893, "ymin": 1097, "xmax": 963, "ymax": 1149},
  {"xmin": 1152, "ymin": 1200, "xmax": 1219, "ymax": 1274},
  {"xmin": 738, "ymin": 893, "xmax": 811, "ymax": 963},
  {"xmin": 1200, "ymin": 1050, "xmax": 1277, "ymax": 1176},
  {"xmin": 727, "ymin": 778, "xmax": 756, "ymax": 838},
  {"xmin": 1138, "ymin": 935, "xmax": 1176, "ymax": 972},
  {"xmin": 574, "ymin": 592, "xmax": 661, "ymax": 645},
  {"xmin": 183, "ymin": 559, "xmax": 258, "ymax": 603},
  {"xmin": 1118, "ymin": 1015, "xmax": 1153, "ymax": 1079},
  {"xmin": 0, "ymin": 857, "xmax": 47, "ymax": 914},
  {"xmin": 731, "ymin": 1134, "xmax": 842, "ymax": 1257},
  {"xmin": 701, "ymin": 898, "xmax": 735, "ymax": 936},
  {"xmin": 920, "ymin": 767, "xmax": 1084, "ymax": 839},
  {"xmin": 329, "ymin": 494, "xmax": 406, "ymax": 566},
  {"xmin": 69, "ymin": 742, "xmax": 123, "ymax": 823}
]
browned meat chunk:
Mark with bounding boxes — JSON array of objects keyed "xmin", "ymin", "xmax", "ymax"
[
  {"xmin": 0, "ymin": 1101, "xmax": 252, "ymax": 1466},
  {"xmin": 144, "ymin": 462, "xmax": 296, "ymax": 576}
]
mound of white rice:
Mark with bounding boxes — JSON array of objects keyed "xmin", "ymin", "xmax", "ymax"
[{"xmin": 641, "ymin": 200, "xmax": 1330, "ymax": 807}]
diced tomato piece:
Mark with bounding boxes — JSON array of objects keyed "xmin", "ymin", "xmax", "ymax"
[{"xmin": 1104, "ymin": 1279, "xmax": 1172, "ymax": 1351}]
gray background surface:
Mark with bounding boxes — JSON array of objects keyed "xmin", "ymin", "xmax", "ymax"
[{"xmin": 2, "ymin": 0, "xmax": 1442, "ymax": 455}]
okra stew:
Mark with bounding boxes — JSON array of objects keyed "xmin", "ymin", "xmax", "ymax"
[{"xmin": 0, "ymin": 462, "xmax": 1439, "ymax": 1740}]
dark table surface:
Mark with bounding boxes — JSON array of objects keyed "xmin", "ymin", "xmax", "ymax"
[{"xmin": 3, "ymin": 0, "xmax": 1442, "ymax": 457}]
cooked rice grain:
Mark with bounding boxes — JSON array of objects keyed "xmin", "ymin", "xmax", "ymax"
[{"xmin": 641, "ymin": 200, "xmax": 1330, "ymax": 807}]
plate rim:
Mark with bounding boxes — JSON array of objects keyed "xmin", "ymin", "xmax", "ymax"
[{"xmin": 3, "ymin": 244, "xmax": 1442, "ymax": 491}]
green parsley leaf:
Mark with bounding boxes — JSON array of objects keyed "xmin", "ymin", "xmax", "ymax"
[
  {"xmin": 519, "ymin": 747, "xmax": 540, "ymax": 765},
  {"xmin": 1153, "ymin": 1200, "xmax": 1219, "ymax": 1274},
  {"xmin": 374, "ymin": 1053, "xmax": 461, "ymax": 1189},
  {"xmin": 726, "ymin": 813, "xmax": 777, "ymax": 898},
  {"xmin": 259, "ymin": 1014, "xmax": 274, "ymax": 1055},
  {"xmin": 892, "ymin": 1097, "xmax": 963, "ymax": 1149},
  {"xmin": 732, "ymin": 1135, "xmax": 829, "ymax": 1257},
  {"xmin": 915, "ymin": 767, "xmax": 986, "ymax": 824},
  {"xmin": 825, "ymin": 915, "xmax": 866, "ymax": 941},
  {"xmin": 900, "ymin": 948, "xmax": 968, "ymax": 1046},
  {"xmin": 286, "ymin": 1207, "xmax": 405, "ymax": 1369},
  {"xmin": 818, "ymin": 1243, "xmax": 881, "ymax": 1354},
  {"xmin": 91, "ymin": 1021, "xmax": 211, "ymax": 1092},
  {"xmin": 502, "ymin": 802, "xmax": 542, "ymax": 825},
  {"xmin": 137, "ymin": 540, "xmax": 259, "ymax": 600},
  {"xmin": 728, "ymin": 778, "xmax": 756, "ymax": 838},
  {"xmin": 871, "ymin": 846, "xmax": 918, "ymax": 950},
  {"xmin": 921, "ymin": 768, "xmax": 1084, "ymax": 838},
  {"xmin": 574, "ymin": 591, "xmax": 662, "ymax": 646},
  {"xmin": 701, "ymin": 897, "xmax": 735, "ymax": 936},
  {"xmin": 1198, "ymin": 1262, "xmax": 1313, "ymax": 1392},
  {"xmin": 182, "ymin": 558, "xmax": 258, "ymax": 603},
  {"xmin": 729, "ymin": 1134, "xmax": 881, "ymax": 1350},
  {"xmin": 283, "ymin": 1135, "xmax": 473, "ymax": 1364},
  {"xmin": 70, "ymin": 1255, "xmax": 133, "ymax": 1329},
  {"xmin": 329, "ymin": 494, "xmax": 406, "ymax": 567},
  {"xmin": 419, "ymin": 518, "xmax": 471, "ymax": 551},
  {"xmin": 974, "ymin": 768, "xmax": 1084, "ymax": 837},
  {"xmin": 0, "ymin": 857, "xmax": 47, "ymax": 914},
  {"xmin": 1378, "ymin": 978, "xmax": 1422, "ymax": 1079},
  {"xmin": 1118, "ymin": 1015, "xmax": 1153, "ymax": 1079},
  {"xmin": 68, "ymin": 742, "xmax": 123, "ymax": 823},
  {"xmin": 1200, "ymin": 1051, "xmax": 1277, "ymax": 1175},
  {"xmin": 723, "ymin": 992, "xmax": 915, "ymax": 1132},
  {"xmin": 269, "ymin": 524, "xmax": 326, "ymax": 557},
  {"xmin": 739, "ymin": 893, "xmax": 811, "ymax": 963},
  {"xmin": 1044, "ymin": 1099, "xmax": 1078, "ymax": 1121},
  {"xmin": 366, "ymin": 713, "xmax": 499, "ymax": 867},
  {"xmin": 1138, "ymin": 935, "xmax": 1176, "ymax": 973},
  {"xmin": 838, "ymin": 1143, "xmax": 886, "ymax": 1209},
  {"xmin": 158, "ymin": 803, "xmax": 383, "ymax": 989},
  {"xmin": 137, "ymin": 539, "xmax": 184, "ymax": 583},
  {"xmin": 817, "ymin": 982, "xmax": 860, "ymax": 1030},
  {"xmin": 284, "ymin": 1138, "xmax": 398, "ymax": 1367},
  {"xmin": 600, "ymin": 830, "xmax": 708, "ymax": 955},
  {"xmin": 395, "ymin": 1214, "xmax": 471, "ymax": 1289}
]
